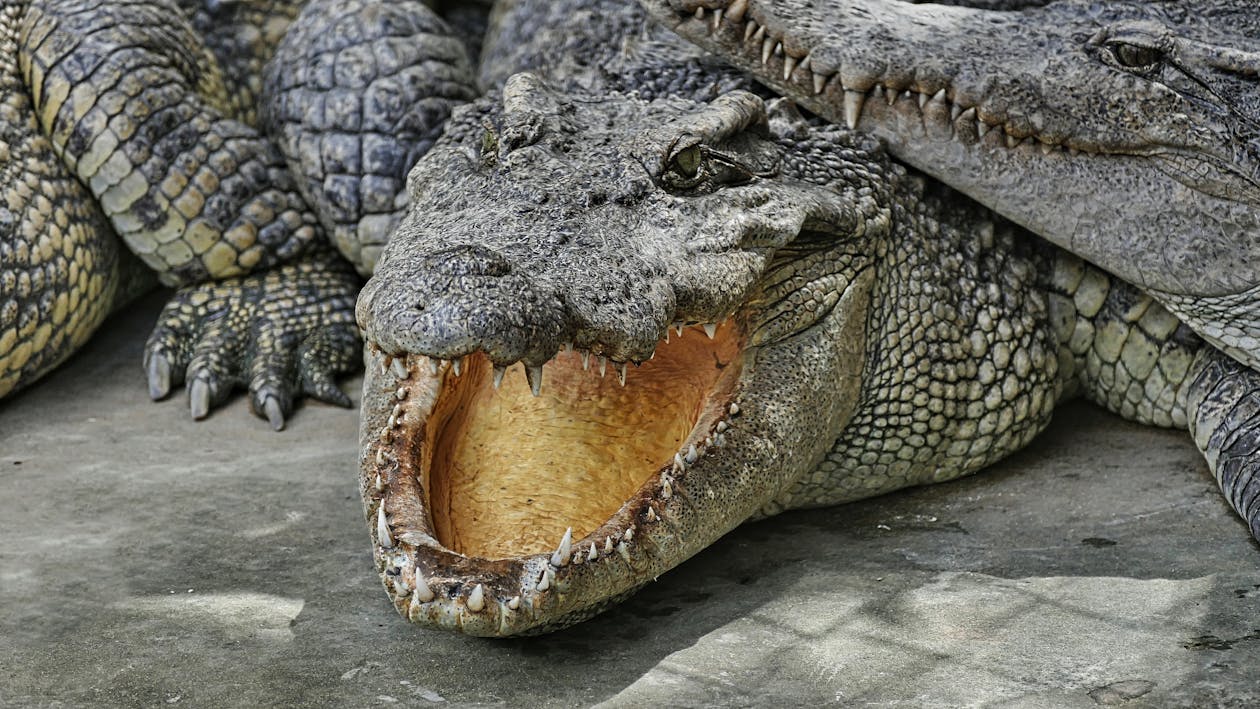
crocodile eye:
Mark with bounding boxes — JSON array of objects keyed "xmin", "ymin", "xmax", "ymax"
[
  {"xmin": 1107, "ymin": 41, "xmax": 1164, "ymax": 72},
  {"xmin": 671, "ymin": 144, "xmax": 702, "ymax": 179}
]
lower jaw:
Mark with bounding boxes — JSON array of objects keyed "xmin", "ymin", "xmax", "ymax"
[{"xmin": 359, "ymin": 322, "xmax": 749, "ymax": 635}]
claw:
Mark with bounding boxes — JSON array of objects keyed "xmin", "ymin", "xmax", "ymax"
[
  {"xmin": 263, "ymin": 396, "xmax": 286, "ymax": 431},
  {"xmin": 147, "ymin": 354, "xmax": 171, "ymax": 400},
  {"xmin": 190, "ymin": 378, "xmax": 210, "ymax": 420}
]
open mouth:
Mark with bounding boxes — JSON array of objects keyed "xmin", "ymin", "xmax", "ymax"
[{"xmin": 361, "ymin": 319, "xmax": 747, "ymax": 634}]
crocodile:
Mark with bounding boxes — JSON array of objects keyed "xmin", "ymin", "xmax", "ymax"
[
  {"xmin": 643, "ymin": 0, "xmax": 1260, "ymax": 374},
  {"xmin": 355, "ymin": 0, "xmax": 1260, "ymax": 636}
]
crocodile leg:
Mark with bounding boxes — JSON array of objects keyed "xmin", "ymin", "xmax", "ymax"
[
  {"xmin": 144, "ymin": 245, "xmax": 362, "ymax": 429},
  {"xmin": 1186, "ymin": 347, "xmax": 1260, "ymax": 542}
]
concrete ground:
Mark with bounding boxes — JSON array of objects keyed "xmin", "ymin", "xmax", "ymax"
[{"xmin": 2, "ymin": 294, "xmax": 1259, "ymax": 708}]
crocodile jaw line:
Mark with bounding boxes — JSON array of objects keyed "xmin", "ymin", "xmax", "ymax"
[{"xmin": 360, "ymin": 322, "xmax": 750, "ymax": 636}]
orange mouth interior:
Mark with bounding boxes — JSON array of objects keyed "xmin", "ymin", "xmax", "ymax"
[{"xmin": 421, "ymin": 324, "xmax": 743, "ymax": 559}]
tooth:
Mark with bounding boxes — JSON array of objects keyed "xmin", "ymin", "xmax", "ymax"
[
  {"xmin": 716, "ymin": 420, "xmax": 729, "ymax": 433},
  {"xmin": 412, "ymin": 573, "xmax": 435, "ymax": 604},
  {"xmin": 507, "ymin": 595, "xmax": 521, "ymax": 610},
  {"xmin": 427, "ymin": 358, "xmax": 440, "ymax": 376},
  {"xmin": 728, "ymin": 0, "xmax": 748, "ymax": 22},
  {"xmin": 525, "ymin": 364, "xmax": 543, "ymax": 396},
  {"xmin": 918, "ymin": 91, "xmax": 929, "ymax": 109},
  {"xmin": 761, "ymin": 38, "xmax": 776, "ymax": 65},
  {"xmin": 744, "ymin": 19, "xmax": 759, "ymax": 42},
  {"xmin": 617, "ymin": 541, "xmax": 631, "ymax": 561},
  {"xmin": 711, "ymin": 8, "xmax": 722, "ymax": 31},
  {"xmin": 885, "ymin": 87, "xmax": 898, "ymax": 106},
  {"xmin": 674, "ymin": 452, "xmax": 686, "ymax": 471},
  {"xmin": 751, "ymin": 25, "xmax": 765, "ymax": 44},
  {"xmin": 391, "ymin": 358, "xmax": 409, "ymax": 379},
  {"xmin": 812, "ymin": 72, "xmax": 827, "ymax": 95},
  {"xmin": 932, "ymin": 89, "xmax": 947, "ymax": 106},
  {"xmin": 551, "ymin": 527, "xmax": 573, "ymax": 566},
  {"xmin": 714, "ymin": 433, "xmax": 725, "ymax": 447},
  {"xmin": 729, "ymin": 402, "xmax": 740, "ymax": 416},
  {"xmin": 452, "ymin": 357, "xmax": 462, "ymax": 376},
  {"xmin": 647, "ymin": 507, "xmax": 658, "ymax": 522},
  {"xmin": 783, "ymin": 54, "xmax": 797, "ymax": 80},
  {"xmin": 492, "ymin": 364, "xmax": 506, "ymax": 389},
  {"xmin": 377, "ymin": 504, "xmax": 393, "ymax": 548},
  {"xmin": 537, "ymin": 568, "xmax": 551, "ymax": 592},
  {"xmin": 375, "ymin": 474, "xmax": 383, "ymax": 492},
  {"xmin": 587, "ymin": 544, "xmax": 598, "ymax": 562},
  {"xmin": 623, "ymin": 527, "xmax": 634, "ymax": 541},
  {"xmin": 1006, "ymin": 132, "xmax": 1019, "ymax": 149},
  {"xmin": 843, "ymin": 90, "xmax": 865, "ymax": 129},
  {"xmin": 662, "ymin": 477, "xmax": 674, "ymax": 499},
  {"xmin": 1041, "ymin": 140, "xmax": 1055, "ymax": 156},
  {"xmin": 694, "ymin": 6, "xmax": 704, "ymax": 20},
  {"xmin": 582, "ymin": 351, "xmax": 591, "ymax": 370},
  {"xmin": 604, "ymin": 537, "xmax": 614, "ymax": 553},
  {"xmin": 379, "ymin": 427, "xmax": 392, "ymax": 444},
  {"xmin": 394, "ymin": 387, "xmax": 407, "ymax": 399},
  {"xmin": 951, "ymin": 102, "xmax": 963, "ymax": 121},
  {"xmin": 977, "ymin": 120, "xmax": 992, "ymax": 139},
  {"xmin": 467, "ymin": 583, "xmax": 485, "ymax": 612},
  {"xmin": 703, "ymin": 322, "xmax": 717, "ymax": 339},
  {"xmin": 685, "ymin": 444, "xmax": 699, "ymax": 464},
  {"xmin": 618, "ymin": 362, "xmax": 628, "ymax": 386},
  {"xmin": 375, "ymin": 448, "xmax": 386, "ymax": 465},
  {"xmin": 598, "ymin": 356, "xmax": 607, "ymax": 377}
]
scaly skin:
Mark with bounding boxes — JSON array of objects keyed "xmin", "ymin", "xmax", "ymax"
[
  {"xmin": 643, "ymin": 0, "xmax": 1260, "ymax": 373},
  {"xmin": 1, "ymin": 0, "xmax": 474, "ymax": 426},
  {"xmin": 355, "ymin": 0, "xmax": 1232, "ymax": 636}
]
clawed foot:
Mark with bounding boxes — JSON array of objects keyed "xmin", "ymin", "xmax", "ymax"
[{"xmin": 143, "ymin": 251, "xmax": 362, "ymax": 430}]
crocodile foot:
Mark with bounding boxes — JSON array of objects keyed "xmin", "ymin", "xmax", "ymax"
[{"xmin": 143, "ymin": 249, "xmax": 362, "ymax": 430}]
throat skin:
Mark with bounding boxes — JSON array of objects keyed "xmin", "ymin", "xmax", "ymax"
[{"xmin": 650, "ymin": 0, "xmax": 1260, "ymax": 299}]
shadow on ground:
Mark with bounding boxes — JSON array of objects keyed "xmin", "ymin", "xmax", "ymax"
[{"xmin": 1, "ymin": 295, "xmax": 1258, "ymax": 707}]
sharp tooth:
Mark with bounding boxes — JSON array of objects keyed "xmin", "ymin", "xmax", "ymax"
[
  {"xmin": 587, "ymin": 544, "xmax": 598, "ymax": 562},
  {"xmin": 451, "ymin": 357, "xmax": 462, "ymax": 376},
  {"xmin": 623, "ymin": 527, "xmax": 634, "ymax": 541},
  {"xmin": 703, "ymin": 322, "xmax": 718, "ymax": 339},
  {"xmin": 728, "ymin": 0, "xmax": 748, "ymax": 23},
  {"xmin": 951, "ymin": 102, "xmax": 963, "ymax": 121},
  {"xmin": 374, "ymin": 474, "xmax": 383, "ymax": 492},
  {"xmin": 918, "ymin": 91, "xmax": 929, "ymax": 109},
  {"xmin": 537, "ymin": 568, "xmax": 551, "ymax": 592},
  {"xmin": 492, "ymin": 364, "xmax": 506, "ymax": 389},
  {"xmin": 685, "ymin": 444, "xmax": 699, "ymax": 464},
  {"xmin": 886, "ymin": 86, "xmax": 898, "ymax": 106},
  {"xmin": 551, "ymin": 527, "xmax": 573, "ymax": 566},
  {"xmin": 428, "ymin": 358, "xmax": 440, "ymax": 376},
  {"xmin": 375, "ymin": 448, "xmax": 386, "ymax": 465},
  {"xmin": 598, "ymin": 356, "xmax": 607, "ymax": 377},
  {"xmin": 744, "ymin": 19, "xmax": 759, "ymax": 42},
  {"xmin": 467, "ymin": 584, "xmax": 485, "ymax": 612},
  {"xmin": 647, "ymin": 507, "xmax": 658, "ymax": 522},
  {"xmin": 618, "ymin": 362, "xmax": 628, "ymax": 386},
  {"xmin": 843, "ymin": 90, "xmax": 865, "ymax": 129},
  {"xmin": 1041, "ymin": 140, "xmax": 1055, "ymax": 156},
  {"xmin": 412, "ymin": 573, "xmax": 435, "ymax": 604},
  {"xmin": 694, "ymin": 6, "xmax": 705, "ymax": 20},
  {"xmin": 582, "ymin": 351, "xmax": 591, "ymax": 370},
  {"xmin": 662, "ymin": 477, "xmax": 674, "ymax": 499},
  {"xmin": 376, "ymin": 504, "xmax": 393, "ymax": 548},
  {"xmin": 674, "ymin": 452, "xmax": 686, "ymax": 471},
  {"xmin": 394, "ymin": 387, "xmax": 406, "ymax": 399},
  {"xmin": 391, "ymin": 358, "xmax": 408, "ymax": 380},
  {"xmin": 751, "ymin": 24, "xmax": 765, "ymax": 44},
  {"xmin": 507, "ymin": 595, "xmax": 521, "ymax": 610},
  {"xmin": 729, "ymin": 402, "xmax": 740, "ymax": 416},
  {"xmin": 525, "ymin": 364, "xmax": 543, "ymax": 397},
  {"xmin": 604, "ymin": 537, "xmax": 614, "ymax": 553},
  {"xmin": 716, "ymin": 420, "xmax": 729, "ymax": 433},
  {"xmin": 617, "ymin": 541, "xmax": 631, "ymax": 561},
  {"xmin": 762, "ymin": 38, "xmax": 777, "ymax": 65},
  {"xmin": 977, "ymin": 120, "xmax": 992, "ymax": 139},
  {"xmin": 812, "ymin": 71, "xmax": 828, "ymax": 95},
  {"xmin": 711, "ymin": 8, "xmax": 722, "ymax": 31},
  {"xmin": 783, "ymin": 54, "xmax": 797, "ymax": 80}
]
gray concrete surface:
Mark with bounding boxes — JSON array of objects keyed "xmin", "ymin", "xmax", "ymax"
[{"xmin": 2, "ymin": 293, "xmax": 1259, "ymax": 708}]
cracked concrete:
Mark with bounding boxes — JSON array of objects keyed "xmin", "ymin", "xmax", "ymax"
[{"xmin": 2, "ymin": 293, "xmax": 1259, "ymax": 707}]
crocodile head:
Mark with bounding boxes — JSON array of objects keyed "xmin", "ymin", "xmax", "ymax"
[
  {"xmin": 647, "ymin": 0, "xmax": 1260, "ymax": 301},
  {"xmin": 355, "ymin": 72, "xmax": 892, "ymax": 635}
]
